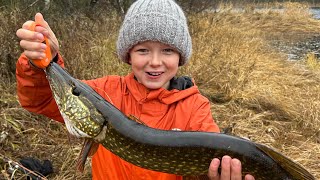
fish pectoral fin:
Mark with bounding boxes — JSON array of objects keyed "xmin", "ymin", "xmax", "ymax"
[
  {"xmin": 87, "ymin": 141, "xmax": 99, "ymax": 157},
  {"xmin": 76, "ymin": 139, "xmax": 99, "ymax": 172},
  {"xmin": 256, "ymin": 143, "xmax": 316, "ymax": 180}
]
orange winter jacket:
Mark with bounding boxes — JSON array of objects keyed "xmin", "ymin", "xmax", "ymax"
[{"xmin": 16, "ymin": 54, "xmax": 220, "ymax": 180}]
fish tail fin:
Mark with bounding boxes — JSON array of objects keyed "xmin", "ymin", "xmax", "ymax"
[
  {"xmin": 256, "ymin": 144, "xmax": 315, "ymax": 180},
  {"xmin": 76, "ymin": 139, "xmax": 99, "ymax": 172}
]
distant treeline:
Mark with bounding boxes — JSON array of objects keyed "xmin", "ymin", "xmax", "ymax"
[{"xmin": 1, "ymin": 0, "xmax": 319, "ymax": 16}]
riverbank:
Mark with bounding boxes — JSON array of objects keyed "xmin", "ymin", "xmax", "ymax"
[
  {"xmin": 212, "ymin": 2, "xmax": 320, "ymax": 62},
  {"xmin": 272, "ymin": 35, "xmax": 320, "ymax": 60}
]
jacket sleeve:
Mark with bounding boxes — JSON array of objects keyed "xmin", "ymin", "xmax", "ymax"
[
  {"xmin": 16, "ymin": 53, "xmax": 65, "ymax": 123},
  {"xmin": 189, "ymin": 95, "xmax": 220, "ymax": 133}
]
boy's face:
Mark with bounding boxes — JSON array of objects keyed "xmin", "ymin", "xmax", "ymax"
[{"xmin": 128, "ymin": 41, "xmax": 180, "ymax": 90}]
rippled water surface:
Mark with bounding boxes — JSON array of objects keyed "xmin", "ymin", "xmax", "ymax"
[{"xmin": 310, "ymin": 7, "xmax": 320, "ymax": 19}]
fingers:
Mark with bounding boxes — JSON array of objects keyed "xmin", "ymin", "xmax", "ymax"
[
  {"xmin": 220, "ymin": 156, "xmax": 231, "ymax": 179},
  {"xmin": 17, "ymin": 22, "xmax": 46, "ymax": 60},
  {"xmin": 22, "ymin": 20, "xmax": 34, "ymax": 30},
  {"xmin": 17, "ymin": 14, "xmax": 46, "ymax": 47},
  {"xmin": 35, "ymin": 13, "xmax": 46, "ymax": 27},
  {"xmin": 230, "ymin": 158, "xmax": 242, "ymax": 180},
  {"xmin": 245, "ymin": 174, "xmax": 255, "ymax": 180},
  {"xmin": 16, "ymin": 28, "xmax": 44, "ymax": 42},
  {"xmin": 34, "ymin": 13, "xmax": 51, "ymax": 36},
  {"xmin": 208, "ymin": 156, "xmax": 249, "ymax": 180},
  {"xmin": 20, "ymin": 40, "xmax": 47, "ymax": 51},
  {"xmin": 17, "ymin": 28, "xmax": 46, "ymax": 60},
  {"xmin": 21, "ymin": 41, "xmax": 47, "ymax": 60},
  {"xmin": 208, "ymin": 158, "xmax": 220, "ymax": 180},
  {"xmin": 34, "ymin": 13, "xmax": 59, "ymax": 57},
  {"xmin": 16, "ymin": 12, "xmax": 59, "ymax": 60}
]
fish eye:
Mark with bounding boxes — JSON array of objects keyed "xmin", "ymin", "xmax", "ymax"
[{"xmin": 72, "ymin": 87, "xmax": 81, "ymax": 96}]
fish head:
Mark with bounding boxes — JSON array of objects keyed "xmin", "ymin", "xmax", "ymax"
[{"xmin": 45, "ymin": 63, "xmax": 105, "ymax": 138}]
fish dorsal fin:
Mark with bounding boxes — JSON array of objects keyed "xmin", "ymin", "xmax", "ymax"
[
  {"xmin": 76, "ymin": 139, "xmax": 99, "ymax": 172},
  {"xmin": 256, "ymin": 143, "xmax": 315, "ymax": 180},
  {"xmin": 128, "ymin": 114, "xmax": 147, "ymax": 126}
]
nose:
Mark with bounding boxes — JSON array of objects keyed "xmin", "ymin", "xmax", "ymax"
[{"xmin": 149, "ymin": 53, "xmax": 162, "ymax": 67}]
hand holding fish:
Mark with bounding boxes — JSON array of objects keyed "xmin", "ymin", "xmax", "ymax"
[
  {"xmin": 208, "ymin": 156, "xmax": 255, "ymax": 180},
  {"xmin": 16, "ymin": 13, "xmax": 58, "ymax": 62}
]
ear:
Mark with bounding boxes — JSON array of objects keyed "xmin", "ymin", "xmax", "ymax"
[
  {"xmin": 178, "ymin": 54, "xmax": 182, "ymax": 66},
  {"xmin": 127, "ymin": 54, "xmax": 132, "ymax": 65}
]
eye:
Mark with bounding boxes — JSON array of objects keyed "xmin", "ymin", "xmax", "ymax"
[
  {"xmin": 136, "ymin": 48, "xmax": 149, "ymax": 54},
  {"xmin": 72, "ymin": 86, "xmax": 81, "ymax": 96},
  {"xmin": 163, "ymin": 48, "xmax": 175, "ymax": 54}
]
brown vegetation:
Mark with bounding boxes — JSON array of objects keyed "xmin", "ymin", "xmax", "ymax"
[{"xmin": 1, "ymin": 2, "xmax": 320, "ymax": 179}]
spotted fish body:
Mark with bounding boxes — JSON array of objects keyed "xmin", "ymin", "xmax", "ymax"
[
  {"xmin": 45, "ymin": 62, "xmax": 315, "ymax": 180},
  {"xmin": 47, "ymin": 69, "xmax": 104, "ymax": 138}
]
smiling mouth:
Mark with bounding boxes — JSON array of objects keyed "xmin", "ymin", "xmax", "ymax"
[{"xmin": 147, "ymin": 72, "xmax": 163, "ymax": 76}]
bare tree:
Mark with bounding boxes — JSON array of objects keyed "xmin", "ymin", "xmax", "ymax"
[
  {"xmin": 177, "ymin": 0, "xmax": 219, "ymax": 13},
  {"xmin": 44, "ymin": 0, "xmax": 50, "ymax": 10},
  {"xmin": 108, "ymin": 0, "xmax": 134, "ymax": 16}
]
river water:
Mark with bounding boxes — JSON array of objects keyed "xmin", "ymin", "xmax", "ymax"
[
  {"xmin": 283, "ymin": 7, "xmax": 320, "ymax": 60},
  {"xmin": 310, "ymin": 7, "xmax": 320, "ymax": 19},
  {"xmin": 270, "ymin": 7, "xmax": 320, "ymax": 60},
  {"xmin": 214, "ymin": 7, "xmax": 320, "ymax": 60}
]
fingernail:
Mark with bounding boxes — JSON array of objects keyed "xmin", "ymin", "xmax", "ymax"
[
  {"xmin": 40, "ymin": 43, "xmax": 47, "ymax": 50},
  {"xmin": 232, "ymin": 159, "xmax": 241, "ymax": 167},
  {"xmin": 245, "ymin": 175, "xmax": 254, "ymax": 180},
  {"xmin": 213, "ymin": 158, "xmax": 220, "ymax": 166},
  {"xmin": 222, "ymin": 156, "xmax": 231, "ymax": 162},
  {"xmin": 39, "ymin": 53, "xmax": 46, "ymax": 59},
  {"xmin": 36, "ymin": 33, "xmax": 44, "ymax": 41}
]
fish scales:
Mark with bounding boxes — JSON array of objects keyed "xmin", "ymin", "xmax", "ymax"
[
  {"xmin": 101, "ymin": 124, "xmax": 290, "ymax": 178},
  {"xmin": 59, "ymin": 87, "xmax": 104, "ymax": 137},
  {"xmin": 44, "ymin": 62, "xmax": 316, "ymax": 180}
]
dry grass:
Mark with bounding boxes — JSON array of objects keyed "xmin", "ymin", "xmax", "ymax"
[
  {"xmin": 1, "ymin": 2, "xmax": 320, "ymax": 179},
  {"xmin": 305, "ymin": 53, "xmax": 320, "ymax": 70}
]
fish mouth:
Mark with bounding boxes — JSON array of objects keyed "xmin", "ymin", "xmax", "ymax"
[
  {"xmin": 44, "ymin": 62, "xmax": 106, "ymax": 136},
  {"xmin": 45, "ymin": 62, "xmax": 88, "ymax": 137},
  {"xmin": 45, "ymin": 62, "xmax": 85, "ymax": 100},
  {"xmin": 45, "ymin": 62, "xmax": 103, "ymax": 100},
  {"xmin": 45, "ymin": 62, "xmax": 76, "ymax": 91}
]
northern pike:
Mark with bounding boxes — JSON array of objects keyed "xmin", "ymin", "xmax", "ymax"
[{"xmin": 44, "ymin": 62, "xmax": 315, "ymax": 180}]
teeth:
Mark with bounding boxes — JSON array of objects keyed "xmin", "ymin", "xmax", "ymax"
[{"xmin": 148, "ymin": 72, "xmax": 162, "ymax": 76}]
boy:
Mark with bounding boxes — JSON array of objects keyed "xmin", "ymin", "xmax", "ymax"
[{"xmin": 16, "ymin": 0, "xmax": 255, "ymax": 179}]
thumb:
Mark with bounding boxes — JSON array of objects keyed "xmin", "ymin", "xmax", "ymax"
[
  {"xmin": 34, "ymin": 12, "xmax": 59, "ymax": 59},
  {"xmin": 34, "ymin": 12, "xmax": 49, "ymax": 29}
]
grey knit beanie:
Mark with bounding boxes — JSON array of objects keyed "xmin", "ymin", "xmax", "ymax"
[{"xmin": 116, "ymin": 0, "xmax": 192, "ymax": 66}]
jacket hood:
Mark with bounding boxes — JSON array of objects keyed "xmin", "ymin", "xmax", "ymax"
[{"xmin": 124, "ymin": 72, "xmax": 200, "ymax": 105}]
